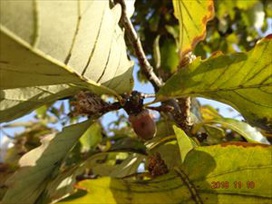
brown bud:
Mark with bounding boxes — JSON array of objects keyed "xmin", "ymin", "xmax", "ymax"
[
  {"xmin": 70, "ymin": 91, "xmax": 109, "ymax": 116},
  {"xmin": 129, "ymin": 109, "xmax": 156, "ymax": 140},
  {"xmin": 148, "ymin": 152, "xmax": 168, "ymax": 177}
]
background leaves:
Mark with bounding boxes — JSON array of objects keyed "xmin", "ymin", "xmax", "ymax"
[
  {"xmin": 0, "ymin": 84, "xmax": 78, "ymax": 122},
  {"xmin": 2, "ymin": 119, "xmax": 93, "ymax": 204}
]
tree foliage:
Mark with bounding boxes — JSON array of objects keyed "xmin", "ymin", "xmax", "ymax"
[{"xmin": 0, "ymin": 0, "xmax": 271, "ymax": 203}]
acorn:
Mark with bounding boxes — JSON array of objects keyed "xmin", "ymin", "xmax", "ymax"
[{"xmin": 129, "ymin": 109, "xmax": 157, "ymax": 140}]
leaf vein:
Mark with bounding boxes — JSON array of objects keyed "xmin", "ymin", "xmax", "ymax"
[
  {"xmin": 241, "ymin": 43, "xmax": 267, "ymax": 84},
  {"xmin": 81, "ymin": 4, "xmax": 106, "ymax": 76},
  {"xmin": 96, "ymin": 34, "xmax": 113, "ymax": 83},
  {"xmin": 233, "ymin": 90, "xmax": 272, "ymax": 108},
  {"xmin": 206, "ymin": 165, "xmax": 272, "ymax": 179},
  {"xmin": 64, "ymin": 0, "xmax": 82, "ymax": 64},
  {"xmin": 31, "ymin": 0, "xmax": 39, "ymax": 47}
]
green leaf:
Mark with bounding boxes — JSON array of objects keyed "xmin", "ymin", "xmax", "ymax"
[
  {"xmin": 38, "ymin": 165, "xmax": 79, "ymax": 204},
  {"xmin": 106, "ymin": 154, "xmax": 144, "ymax": 178},
  {"xmin": 182, "ymin": 144, "xmax": 272, "ymax": 202},
  {"xmin": 110, "ymin": 137, "xmax": 147, "ymax": 155},
  {"xmin": 79, "ymin": 122, "xmax": 103, "ymax": 152},
  {"xmin": 264, "ymin": 1, "xmax": 272, "ymax": 17},
  {"xmin": 156, "ymin": 37, "xmax": 272, "ymax": 132},
  {"xmin": 0, "ymin": 84, "xmax": 79, "ymax": 122},
  {"xmin": 153, "ymin": 35, "xmax": 161, "ymax": 69},
  {"xmin": 215, "ymin": 0, "xmax": 259, "ymax": 19},
  {"xmin": 150, "ymin": 142, "xmax": 181, "ymax": 170},
  {"xmin": 2, "ymin": 119, "xmax": 93, "ymax": 204},
  {"xmin": 35, "ymin": 105, "xmax": 48, "ymax": 119},
  {"xmin": 204, "ymin": 124, "xmax": 226, "ymax": 145},
  {"xmin": 60, "ymin": 145, "xmax": 272, "ymax": 203},
  {"xmin": 160, "ymin": 37, "xmax": 179, "ymax": 73},
  {"xmin": 173, "ymin": 125, "xmax": 197, "ymax": 163},
  {"xmin": 172, "ymin": 0, "xmax": 214, "ymax": 58},
  {"xmin": 154, "ymin": 119, "xmax": 175, "ymax": 138},
  {"xmin": 86, "ymin": 153, "xmax": 144, "ymax": 178},
  {"xmin": 0, "ymin": 1, "xmax": 134, "ymax": 93},
  {"xmin": 204, "ymin": 118, "xmax": 270, "ymax": 144},
  {"xmin": 200, "ymin": 105, "xmax": 223, "ymax": 120}
]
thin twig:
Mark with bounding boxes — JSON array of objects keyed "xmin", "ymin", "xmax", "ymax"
[{"xmin": 115, "ymin": 0, "xmax": 163, "ymax": 92}]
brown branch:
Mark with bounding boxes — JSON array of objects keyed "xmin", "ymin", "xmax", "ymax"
[
  {"xmin": 176, "ymin": 97, "xmax": 192, "ymax": 133},
  {"xmin": 175, "ymin": 53, "xmax": 197, "ymax": 133}
]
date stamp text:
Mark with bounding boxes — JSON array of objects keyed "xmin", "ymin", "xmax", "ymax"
[{"xmin": 210, "ymin": 181, "xmax": 256, "ymax": 189}]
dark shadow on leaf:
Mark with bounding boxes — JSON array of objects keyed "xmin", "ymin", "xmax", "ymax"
[{"xmin": 181, "ymin": 149, "xmax": 218, "ymax": 203}]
